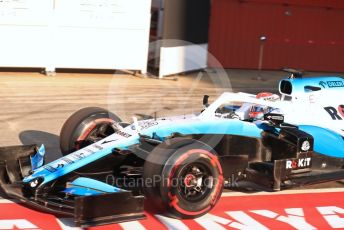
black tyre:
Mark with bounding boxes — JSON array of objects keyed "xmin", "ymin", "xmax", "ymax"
[
  {"xmin": 60, "ymin": 107, "xmax": 121, "ymax": 155},
  {"xmin": 143, "ymin": 138, "xmax": 223, "ymax": 219}
]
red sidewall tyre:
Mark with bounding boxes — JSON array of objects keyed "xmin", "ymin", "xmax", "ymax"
[
  {"xmin": 161, "ymin": 148, "xmax": 223, "ymax": 218},
  {"xmin": 143, "ymin": 138, "xmax": 223, "ymax": 219}
]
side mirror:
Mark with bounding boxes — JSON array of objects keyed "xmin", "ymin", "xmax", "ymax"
[
  {"xmin": 203, "ymin": 95, "xmax": 209, "ymax": 107},
  {"xmin": 304, "ymin": 85, "xmax": 321, "ymax": 92}
]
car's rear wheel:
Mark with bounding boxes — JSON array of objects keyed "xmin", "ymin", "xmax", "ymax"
[
  {"xmin": 143, "ymin": 138, "xmax": 223, "ymax": 219},
  {"xmin": 60, "ymin": 107, "xmax": 121, "ymax": 156}
]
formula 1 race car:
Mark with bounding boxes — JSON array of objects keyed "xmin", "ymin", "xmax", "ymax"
[{"xmin": 0, "ymin": 75, "xmax": 343, "ymax": 227}]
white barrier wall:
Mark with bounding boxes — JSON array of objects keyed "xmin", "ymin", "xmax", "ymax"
[
  {"xmin": 0, "ymin": 0, "xmax": 151, "ymax": 73},
  {"xmin": 159, "ymin": 44, "xmax": 208, "ymax": 78}
]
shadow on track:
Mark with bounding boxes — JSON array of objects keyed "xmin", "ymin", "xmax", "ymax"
[{"xmin": 19, "ymin": 130, "xmax": 62, "ymax": 163}]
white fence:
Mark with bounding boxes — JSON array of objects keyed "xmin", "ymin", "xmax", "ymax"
[{"xmin": 0, "ymin": 0, "xmax": 151, "ymax": 73}]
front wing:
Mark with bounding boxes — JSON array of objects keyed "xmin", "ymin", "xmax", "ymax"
[{"xmin": 0, "ymin": 145, "xmax": 145, "ymax": 227}]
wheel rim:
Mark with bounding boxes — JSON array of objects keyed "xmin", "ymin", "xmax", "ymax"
[
  {"xmin": 75, "ymin": 119, "xmax": 117, "ymax": 150},
  {"xmin": 177, "ymin": 162, "xmax": 214, "ymax": 203}
]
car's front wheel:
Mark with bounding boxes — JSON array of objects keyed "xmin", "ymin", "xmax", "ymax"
[
  {"xmin": 143, "ymin": 138, "xmax": 223, "ymax": 219},
  {"xmin": 60, "ymin": 107, "xmax": 121, "ymax": 156}
]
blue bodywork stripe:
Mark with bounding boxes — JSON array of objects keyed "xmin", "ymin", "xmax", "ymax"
[
  {"xmin": 63, "ymin": 177, "xmax": 123, "ymax": 196},
  {"xmin": 299, "ymin": 125, "xmax": 344, "ymax": 158},
  {"xmin": 63, "ymin": 187, "xmax": 103, "ymax": 196},
  {"xmin": 24, "ymin": 119, "xmax": 264, "ymax": 185},
  {"xmin": 142, "ymin": 119, "xmax": 263, "ymax": 139},
  {"xmin": 70, "ymin": 177, "xmax": 122, "ymax": 193}
]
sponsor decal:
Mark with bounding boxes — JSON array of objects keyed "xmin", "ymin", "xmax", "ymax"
[
  {"xmin": 319, "ymin": 80, "xmax": 344, "ymax": 88},
  {"xmin": 61, "ymin": 157, "xmax": 74, "ymax": 165},
  {"xmin": 43, "ymin": 165, "xmax": 57, "ymax": 173},
  {"xmin": 115, "ymin": 130, "xmax": 132, "ymax": 138},
  {"xmin": 72, "ymin": 152, "xmax": 86, "ymax": 160},
  {"xmin": 41, "ymin": 141, "xmax": 111, "ymax": 174},
  {"xmin": 84, "ymin": 148, "xmax": 94, "ymax": 154},
  {"xmin": 140, "ymin": 121, "xmax": 159, "ymax": 130},
  {"xmin": 327, "ymin": 81, "xmax": 344, "ymax": 88},
  {"xmin": 1, "ymin": 192, "xmax": 344, "ymax": 229},
  {"xmin": 43, "ymin": 152, "xmax": 89, "ymax": 173},
  {"xmin": 265, "ymin": 114, "xmax": 284, "ymax": 121},
  {"xmin": 93, "ymin": 144, "xmax": 104, "ymax": 150},
  {"xmin": 68, "ymin": 153, "xmax": 85, "ymax": 162},
  {"xmin": 56, "ymin": 163, "xmax": 64, "ymax": 169},
  {"xmin": 324, "ymin": 105, "xmax": 344, "ymax": 120},
  {"xmin": 76, "ymin": 152, "xmax": 86, "ymax": 159},
  {"xmin": 264, "ymin": 113, "xmax": 284, "ymax": 125},
  {"xmin": 286, "ymin": 158, "xmax": 311, "ymax": 169}
]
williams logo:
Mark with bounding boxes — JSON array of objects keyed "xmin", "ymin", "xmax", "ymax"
[
  {"xmin": 319, "ymin": 80, "xmax": 344, "ymax": 88},
  {"xmin": 319, "ymin": 81, "xmax": 327, "ymax": 88}
]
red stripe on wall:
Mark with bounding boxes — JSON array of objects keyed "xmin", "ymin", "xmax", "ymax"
[
  {"xmin": 208, "ymin": 0, "xmax": 344, "ymax": 72},
  {"xmin": 243, "ymin": 0, "xmax": 344, "ymax": 9}
]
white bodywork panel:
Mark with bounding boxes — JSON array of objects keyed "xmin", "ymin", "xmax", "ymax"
[{"xmin": 200, "ymin": 90, "xmax": 344, "ymax": 137}]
